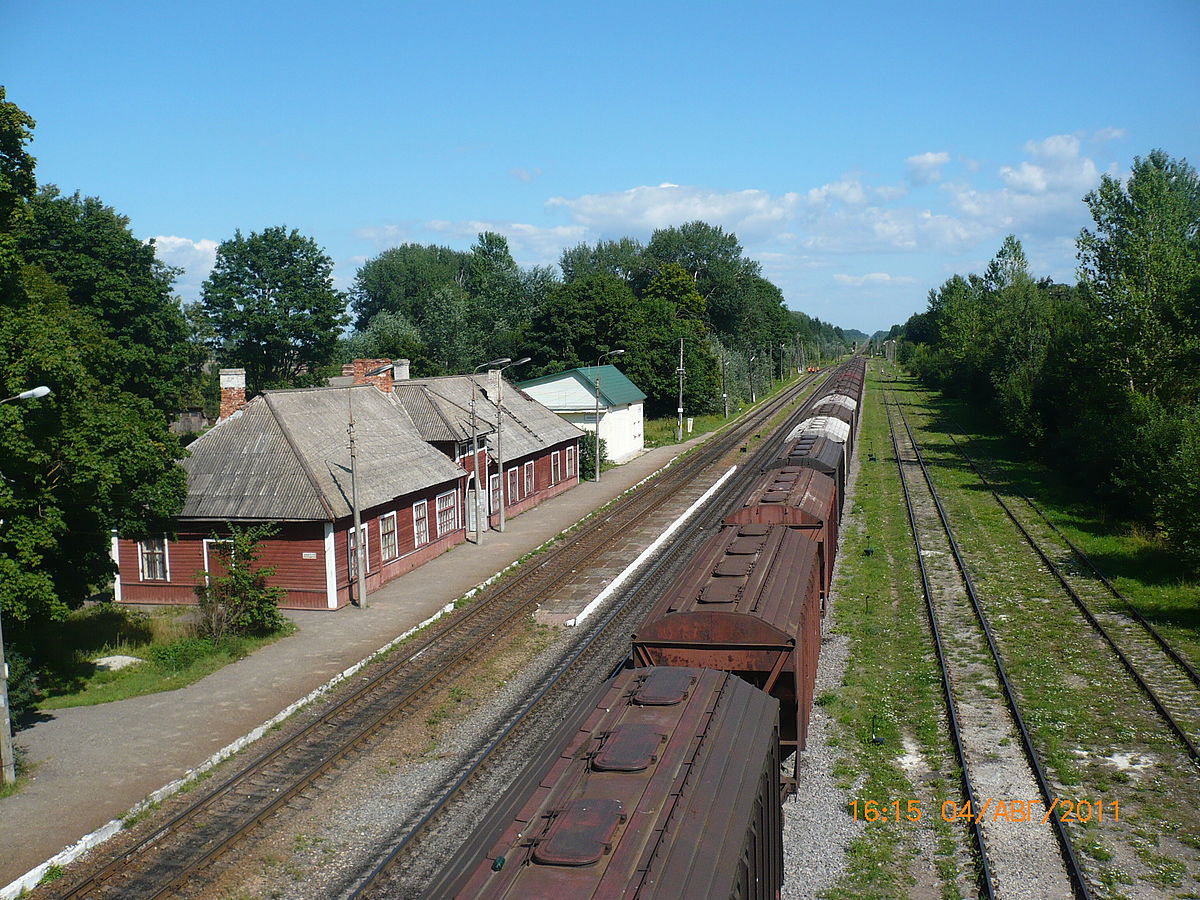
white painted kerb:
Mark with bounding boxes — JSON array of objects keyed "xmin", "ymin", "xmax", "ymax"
[{"xmin": 566, "ymin": 465, "xmax": 738, "ymax": 627}]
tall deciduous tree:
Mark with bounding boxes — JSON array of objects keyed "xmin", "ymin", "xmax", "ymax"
[
  {"xmin": 1078, "ymin": 150, "xmax": 1200, "ymax": 403},
  {"xmin": 349, "ymin": 243, "xmax": 469, "ymax": 330},
  {"xmin": 18, "ymin": 187, "xmax": 205, "ymax": 413},
  {"xmin": 200, "ymin": 226, "xmax": 348, "ymax": 394},
  {"xmin": 1, "ymin": 90, "xmax": 187, "ymax": 648}
]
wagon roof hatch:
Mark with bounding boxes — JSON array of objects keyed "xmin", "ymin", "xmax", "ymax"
[
  {"xmin": 633, "ymin": 667, "xmax": 695, "ymax": 705},
  {"xmin": 533, "ymin": 798, "xmax": 625, "ymax": 866},
  {"xmin": 592, "ymin": 723, "xmax": 666, "ymax": 771}
]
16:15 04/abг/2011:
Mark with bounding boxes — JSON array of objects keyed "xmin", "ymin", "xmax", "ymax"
[{"xmin": 850, "ymin": 798, "xmax": 1119, "ymax": 825}]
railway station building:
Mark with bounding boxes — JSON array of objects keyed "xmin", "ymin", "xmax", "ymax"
[{"xmin": 112, "ymin": 362, "xmax": 582, "ymax": 610}]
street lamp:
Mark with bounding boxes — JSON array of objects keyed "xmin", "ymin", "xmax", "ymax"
[
  {"xmin": 1, "ymin": 385, "xmax": 51, "ymax": 786},
  {"xmin": 749, "ymin": 353, "xmax": 757, "ymax": 403},
  {"xmin": 593, "ymin": 349, "xmax": 625, "ymax": 482},
  {"xmin": 492, "ymin": 356, "xmax": 530, "ymax": 533},
  {"xmin": 470, "ymin": 358, "xmax": 510, "ymax": 544},
  {"xmin": 1, "ymin": 386, "xmax": 50, "ymax": 404}
]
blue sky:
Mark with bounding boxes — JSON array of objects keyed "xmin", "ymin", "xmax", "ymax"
[{"xmin": 5, "ymin": 1, "xmax": 1197, "ymax": 333}]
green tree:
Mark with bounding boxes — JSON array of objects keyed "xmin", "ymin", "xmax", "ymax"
[
  {"xmin": 1078, "ymin": 150, "xmax": 1200, "ymax": 403},
  {"xmin": 349, "ymin": 243, "xmax": 469, "ymax": 330},
  {"xmin": 341, "ymin": 310, "xmax": 431, "ymax": 371},
  {"xmin": 559, "ymin": 237, "xmax": 655, "ymax": 291},
  {"xmin": 645, "ymin": 221, "xmax": 762, "ymax": 336},
  {"xmin": 524, "ymin": 273, "xmax": 637, "ymax": 375},
  {"xmin": 200, "ymin": 226, "xmax": 348, "ymax": 394},
  {"xmin": 18, "ymin": 187, "xmax": 205, "ymax": 413}
]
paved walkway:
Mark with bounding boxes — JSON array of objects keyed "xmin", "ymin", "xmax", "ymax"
[{"xmin": 0, "ymin": 441, "xmax": 700, "ymax": 893}]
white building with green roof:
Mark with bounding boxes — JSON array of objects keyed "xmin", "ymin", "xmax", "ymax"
[{"xmin": 518, "ymin": 365, "xmax": 647, "ymax": 464}]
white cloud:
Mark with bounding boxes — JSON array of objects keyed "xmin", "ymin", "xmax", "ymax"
[
  {"xmin": 546, "ymin": 183, "xmax": 800, "ymax": 241},
  {"xmin": 354, "ymin": 223, "xmax": 416, "ymax": 247},
  {"xmin": 510, "ymin": 166, "xmax": 542, "ymax": 183},
  {"xmin": 806, "ymin": 178, "xmax": 868, "ymax": 208},
  {"xmin": 147, "ymin": 235, "xmax": 218, "ymax": 301},
  {"xmin": 906, "ymin": 151, "xmax": 950, "ymax": 185},
  {"xmin": 1091, "ymin": 126, "xmax": 1127, "ymax": 144},
  {"xmin": 998, "ymin": 135, "xmax": 1100, "ymax": 195},
  {"xmin": 833, "ymin": 272, "xmax": 918, "ymax": 287}
]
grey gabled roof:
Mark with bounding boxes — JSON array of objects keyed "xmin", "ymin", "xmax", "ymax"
[
  {"xmin": 181, "ymin": 385, "xmax": 464, "ymax": 522},
  {"xmin": 395, "ymin": 374, "xmax": 582, "ymax": 462}
]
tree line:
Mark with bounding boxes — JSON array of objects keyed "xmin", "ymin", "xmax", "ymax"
[{"xmin": 893, "ymin": 150, "xmax": 1200, "ymax": 569}]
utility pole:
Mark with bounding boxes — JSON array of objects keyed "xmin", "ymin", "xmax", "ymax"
[
  {"xmin": 348, "ymin": 392, "xmax": 367, "ymax": 608},
  {"xmin": 720, "ymin": 351, "xmax": 729, "ymax": 418},
  {"xmin": 492, "ymin": 357, "xmax": 529, "ymax": 533},
  {"xmin": 675, "ymin": 337, "xmax": 685, "ymax": 443}
]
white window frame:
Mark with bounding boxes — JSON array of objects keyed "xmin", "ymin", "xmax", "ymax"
[
  {"xmin": 551, "ymin": 451, "xmax": 561, "ymax": 484},
  {"xmin": 413, "ymin": 500, "xmax": 430, "ymax": 547},
  {"xmin": 524, "ymin": 460, "xmax": 534, "ymax": 497},
  {"xmin": 379, "ymin": 511, "xmax": 398, "ymax": 562},
  {"xmin": 435, "ymin": 489, "xmax": 458, "ymax": 537},
  {"xmin": 348, "ymin": 525, "xmax": 369, "ymax": 578},
  {"xmin": 507, "ymin": 466, "xmax": 519, "ymax": 503},
  {"xmin": 138, "ymin": 536, "xmax": 170, "ymax": 581},
  {"xmin": 489, "ymin": 473, "xmax": 500, "ymax": 513},
  {"xmin": 565, "ymin": 445, "xmax": 576, "ymax": 477}
]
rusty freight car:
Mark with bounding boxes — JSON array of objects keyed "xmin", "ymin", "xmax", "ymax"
[
  {"xmin": 632, "ymin": 522, "xmax": 824, "ymax": 774},
  {"xmin": 779, "ymin": 435, "xmax": 846, "ymax": 503},
  {"xmin": 724, "ymin": 466, "xmax": 839, "ymax": 612},
  {"xmin": 447, "ymin": 667, "xmax": 783, "ymax": 900}
]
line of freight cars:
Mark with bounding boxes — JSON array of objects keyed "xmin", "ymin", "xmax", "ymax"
[{"xmin": 447, "ymin": 359, "xmax": 866, "ymax": 899}]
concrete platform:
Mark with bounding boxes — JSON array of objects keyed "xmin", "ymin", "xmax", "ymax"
[{"xmin": 0, "ymin": 439, "xmax": 707, "ymax": 895}]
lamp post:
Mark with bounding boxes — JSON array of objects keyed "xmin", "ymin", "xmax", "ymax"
[
  {"xmin": 592, "ymin": 349, "xmax": 624, "ymax": 482},
  {"xmin": 471, "ymin": 358, "xmax": 510, "ymax": 544},
  {"xmin": 492, "ymin": 356, "xmax": 530, "ymax": 533},
  {"xmin": 749, "ymin": 353, "xmax": 757, "ymax": 403},
  {"xmin": 1, "ymin": 385, "xmax": 52, "ymax": 785}
]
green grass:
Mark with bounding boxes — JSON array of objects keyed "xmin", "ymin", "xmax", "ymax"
[{"xmin": 35, "ymin": 602, "xmax": 294, "ymax": 709}]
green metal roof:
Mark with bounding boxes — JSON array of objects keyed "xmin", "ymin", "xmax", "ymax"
[{"xmin": 518, "ymin": 365, "xmax": 647, "ymax": 407}]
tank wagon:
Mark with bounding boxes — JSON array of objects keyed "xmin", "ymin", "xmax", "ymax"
[
  {"xmin": 449, "ymin": 667, "xmax": 783, "ymax": 900},
  {"xmin": 632, "ymin": 522, "xmax": 824, "ymax": 772}
]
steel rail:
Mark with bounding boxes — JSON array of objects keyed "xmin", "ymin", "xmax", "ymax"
[
  {"xmin": 51, "ymin": 372, "xmax": 825, "ymax": 900},
  {"xmin": 884, "ymin": 389, "xmax": 996, "ymax": 900},
  {"xmin": 945, "ymin": 433, "xmax": 1200, "ymax": 765},
  {"xmin": 948, "ymin": 433, "xmax": 1200, "ymax": 692},
  {"xmin": 347, "ymin": 369, "xmax": 851, "ymax": 898},
  {"xmin": 891, "ymin": 390, "xmax": 1093, "ymax": 900}
]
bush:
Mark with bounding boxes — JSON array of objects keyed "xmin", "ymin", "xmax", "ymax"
[
  {"xmin": 579, "ymin": 435, "xmax": 606, "ymax": 480},
  {"xmin": 194, "ymin": 524, "xmax": 287, "ymax": 641},
  {"xmin": 148, "ymin": 637, "xmax": 215, "ymax": 673},
  {"xmin": 4, "ymin": 647, "xmax": 39, "ymax": 723}
]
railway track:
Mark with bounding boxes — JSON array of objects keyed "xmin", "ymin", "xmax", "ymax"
[
  {"xmin": 945, "ymin": 433, "xmax": 1200, "ymax": 767},
  {"xmin": 48, "ymin": 372, "xmax": 825, "ymax": 900},
  {"xmin": 345, "ymin": 372, "xmax": 844, "ymax": 897},
  {"xmin": 885, "ymin": 387, "xmax": 1091, "ymax": 900}
]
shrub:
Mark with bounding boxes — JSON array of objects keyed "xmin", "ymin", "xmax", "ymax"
[
  {"xmin": 148, "ymin": 637, "xmax": 215, "ymax": 673},
  {"xmin": 580, "ymin": 435, "xmax": 607, "ymax": 480},
  {"xmin": 4, "ymin": 647, "xmax": 39, "ymax": 723},
  {"xmin": 194, "ymin": 524, "xmax": 287, "ymax": 641}
]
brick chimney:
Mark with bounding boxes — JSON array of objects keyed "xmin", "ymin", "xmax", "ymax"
[
  {"xmin": 352, "ymin": 358, "xmax": 394, "ymax": 393},
  {"xmin": 219, "ymin": 368, "xmax": 247, "ymax": 420}
]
